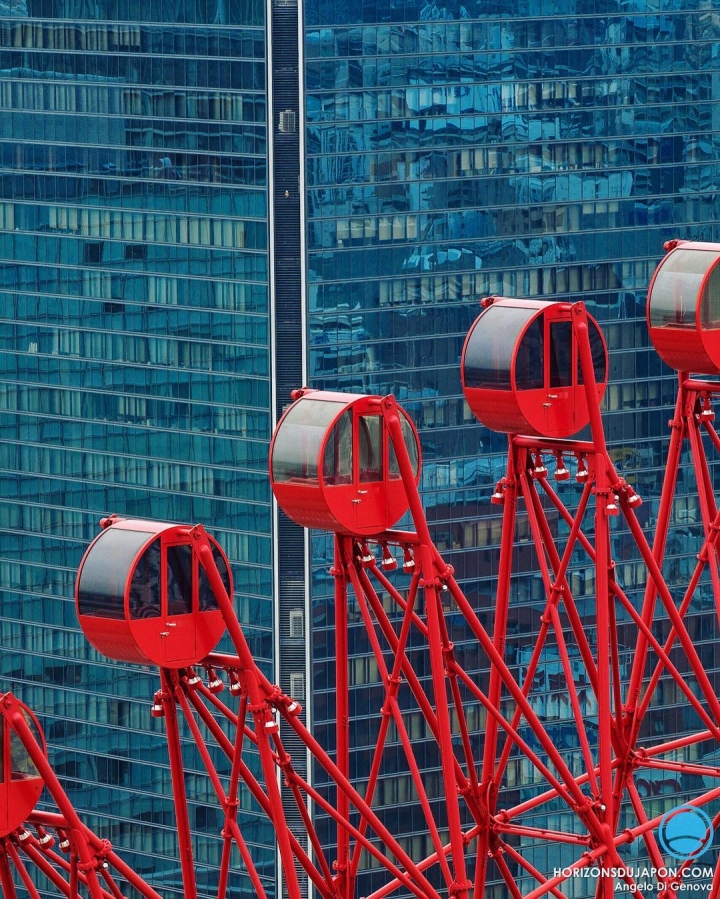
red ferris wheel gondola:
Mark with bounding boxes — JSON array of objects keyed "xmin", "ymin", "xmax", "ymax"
[
  {"xmin": 647, "ymin": 239, "xmax": 720, "ymax": 373},
  {"xmin": 269, "ymin": 389, "xmax": 421, "ymax": 535},
  {"xmin": 75, "ymin": 517, "xmax": 231, "ymax": 666},
  {"xmin": 0, "ymin": 692, "xmax": 164, "ymax": 899},
  {"xmin": 461, "ymin": 297, "xmax": 608, "ymax": 437},
  {"xmin": 0, "ymin": 696, "xmax": 44, "ymax": 839}
]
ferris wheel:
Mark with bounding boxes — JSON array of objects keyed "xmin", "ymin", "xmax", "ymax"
[
  {"xmin": 0, "ymin": 692, "xmax": 164, "ymax": 899},
  {"xmin": 6, "ymin": 240, "xmax": 720, "ymax": 899}
]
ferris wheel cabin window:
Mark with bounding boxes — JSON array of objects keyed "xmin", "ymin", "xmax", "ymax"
[
  {"xmin": 359, "ymin": 415, "xmax": 383, "ymax": 482},
  {"xmin": 389, "ymin": 414, "xmax": 420, "ymax": 479},
  {"xmin": 515, "ymin": 316, "xmax": 544, "ymax": 389},
  {"xmin": 322, "ymin": 409, "xmax": 353, "ymax": 485},
  {"xmin": 578, "ymin": 320, "xmax": 608, "ymax": 385},
  {"xmin": 549, "ymin": 321, "xmax": 573, "ymax": 388},
  {"xmin": 198, "ymin": 544, "xmax": 230, "ymax": 611},
  {"xmin": 649, "ymin": 248, "xmax": 716, "ymax": 329},
  {"xmin": 701, "ymin": 262, "xmax": 720, "ymax": 328},
  {"xmin": 78, "ymin": 528, "xmax": 155, "ymax": 619},
  {"xmin": 463, "ymin": 304, "xmax": 540, "ymax": 390},
  {"xmin": 129, "ymin": 538, "xmax": 161, "ymax": 620},
  {"xmin": 167, "ymin": 544, "xmax": 193, "ymax": 615},
  {"xmin": 271, "ymin": 399, "xmax": 346, "ymax": 483},
  {"xmin": 10, "ymin": 714, "xmax": 41, "ymax": 780}
]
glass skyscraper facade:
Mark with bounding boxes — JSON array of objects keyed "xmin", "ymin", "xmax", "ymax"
[
  {"xmin": 304, "ymin": 1, "xmax": 720, "ymax": 896},
  {"xmin": 2, "ymin": 0, "xmax": 720, "ymax": 896},
  {"xmin": 0, "ymin": 0, "xmax": 275, "ymax": 895}
]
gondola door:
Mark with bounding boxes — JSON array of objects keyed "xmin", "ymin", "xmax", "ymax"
[
  {"xmin": 544, "ymin": 313, "xmax": 576, "ymax": 436},
  {"xmin": 355, "ymin": 413, "xmax": 385, "ymax": 532},
  {"xmin": 162, "ymin": 540, "xmax": 197, "ymax": 664}
]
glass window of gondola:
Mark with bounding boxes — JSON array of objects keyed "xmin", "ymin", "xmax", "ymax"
[
  {"xmin": 167, "ymin": 544, "xmax": 193, "ymax": 616},
  {"xmin": 10, "ymin": 713, "xmax": 41, "ymax": 780},
  {"xmin": 577, "ymin": 319, "xmax": 608, "ymax": 385},
  {"xmin": 129, "ymin": 538, "xmax": 161, "ymax": 619},
  {"xmin": 359, "ymin": 415, "xmax": 383, "ymax": 482},
  {"xmin": 549, "ymin": 321, "xmax": 573, "ymax": 388},
  {"xmin": 701, "ymin": 260, "xmax": 720, "ymax": 328},
  {"xmin": 78, "ymin": 528, "xmax": 156, "ymax": 619},
  {"xmin": 272, "ymin": 399, "xmax": 346, "ymax": 483},
  {"xmin": 198, "ymin": 543, "xmax": 231, "ymax": 611},
  {"xmin": 463, "ymin": 305, "xmax": 542, "ymax": 389},
  {"xmin": 389, "ymin": 413, "xmax": 420, "ymax": 479},
  {"xmin": 649, "ymin": 248, "xmax": 719, "ymax": 329},
  {"xmin": 322, "ymin": 408, "xmax": 352, "ymax": 485}
]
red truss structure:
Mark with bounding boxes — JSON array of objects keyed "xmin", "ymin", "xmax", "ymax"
[
  {"xmin": 0, "ymin": 692, "xmax": 162, "ymax": 899},
  {"xmin": 10, "ymin": 237, "xmax": 718, "ymax": 899}
]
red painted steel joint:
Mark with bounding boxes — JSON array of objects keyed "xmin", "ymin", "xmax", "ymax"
[{"xmin": 419, "ymin": 575, "xmax": 442, "ymax": 588}]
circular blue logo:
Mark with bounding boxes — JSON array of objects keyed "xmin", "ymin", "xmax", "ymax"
[{"xmin": 658, "ymin": 805, "xmax": 714, "ymax": 861}]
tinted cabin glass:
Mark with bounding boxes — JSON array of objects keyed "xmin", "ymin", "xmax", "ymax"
[
  {"xmin": 323, "ymin": 409, "xmax": 353, "ymax": 485},
  {"xmin": 167, "ymin": 544, "xmax": 193, "ymax": 615},
  {"xmin": 78, "ymin": 529, "xmax": 155, "ymax": 618},
  {"xmin": 578, "ymin": 320, "xmax": 607, "ymax": 385},
  {"xmin": 129, "ymin": 538, "xmax": 161, "ymax": 619},
  {"xmin": 549, "ymin": 321, "xmax": 573, "ymax": 388},
  {"xmin": 515, "ymin": 317, "xmax": 544, "ymax": 389},
  {"xmin": 389, "ymin": 414, "xmax": 419, "ymax": 479},
  {"xmin": 701, "ymin": 264, "xmax": 720, "ymax": 328},
  {"xmin": 10, "ymin": 714, "xmax": 40, "ymax": 780},
  {"xmin": 464, "ymin": 305, "xmax": 539, "ymax": 389},
  {"xmin": 649, "ymin": 248, "xmax": 720, "ymax": 328},
  {"xmin": 272, "ymin": 399, "xmax": 346, "ymax": 482},
  {"xmin": 359, "ymin": 415, "xmax": 382, "ymax": 482},
  {"xmin": 198, "ymin": 544, "xmax": 231, "ymax": 611}
]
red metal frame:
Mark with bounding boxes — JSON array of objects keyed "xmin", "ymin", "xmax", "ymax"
[
  {"xmin": 67, "ymin": 295, "xmax": 720, "ymax": 898},
  {"xmin": 12, "ymin": 287, "xmax": 720, "ymax": 897},
  {"xmin": 0, "ymin": 693, "xmax": 163, "ymax": 899}
]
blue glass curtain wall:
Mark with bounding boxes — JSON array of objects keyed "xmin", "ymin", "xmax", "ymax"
[
  {"xmin": 305, "ymin": 3, "xmax": 720, "ymax": 896},
  {"xmin": 0, "ymin": 0, "xmax": 274, "ymax": 895}
]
